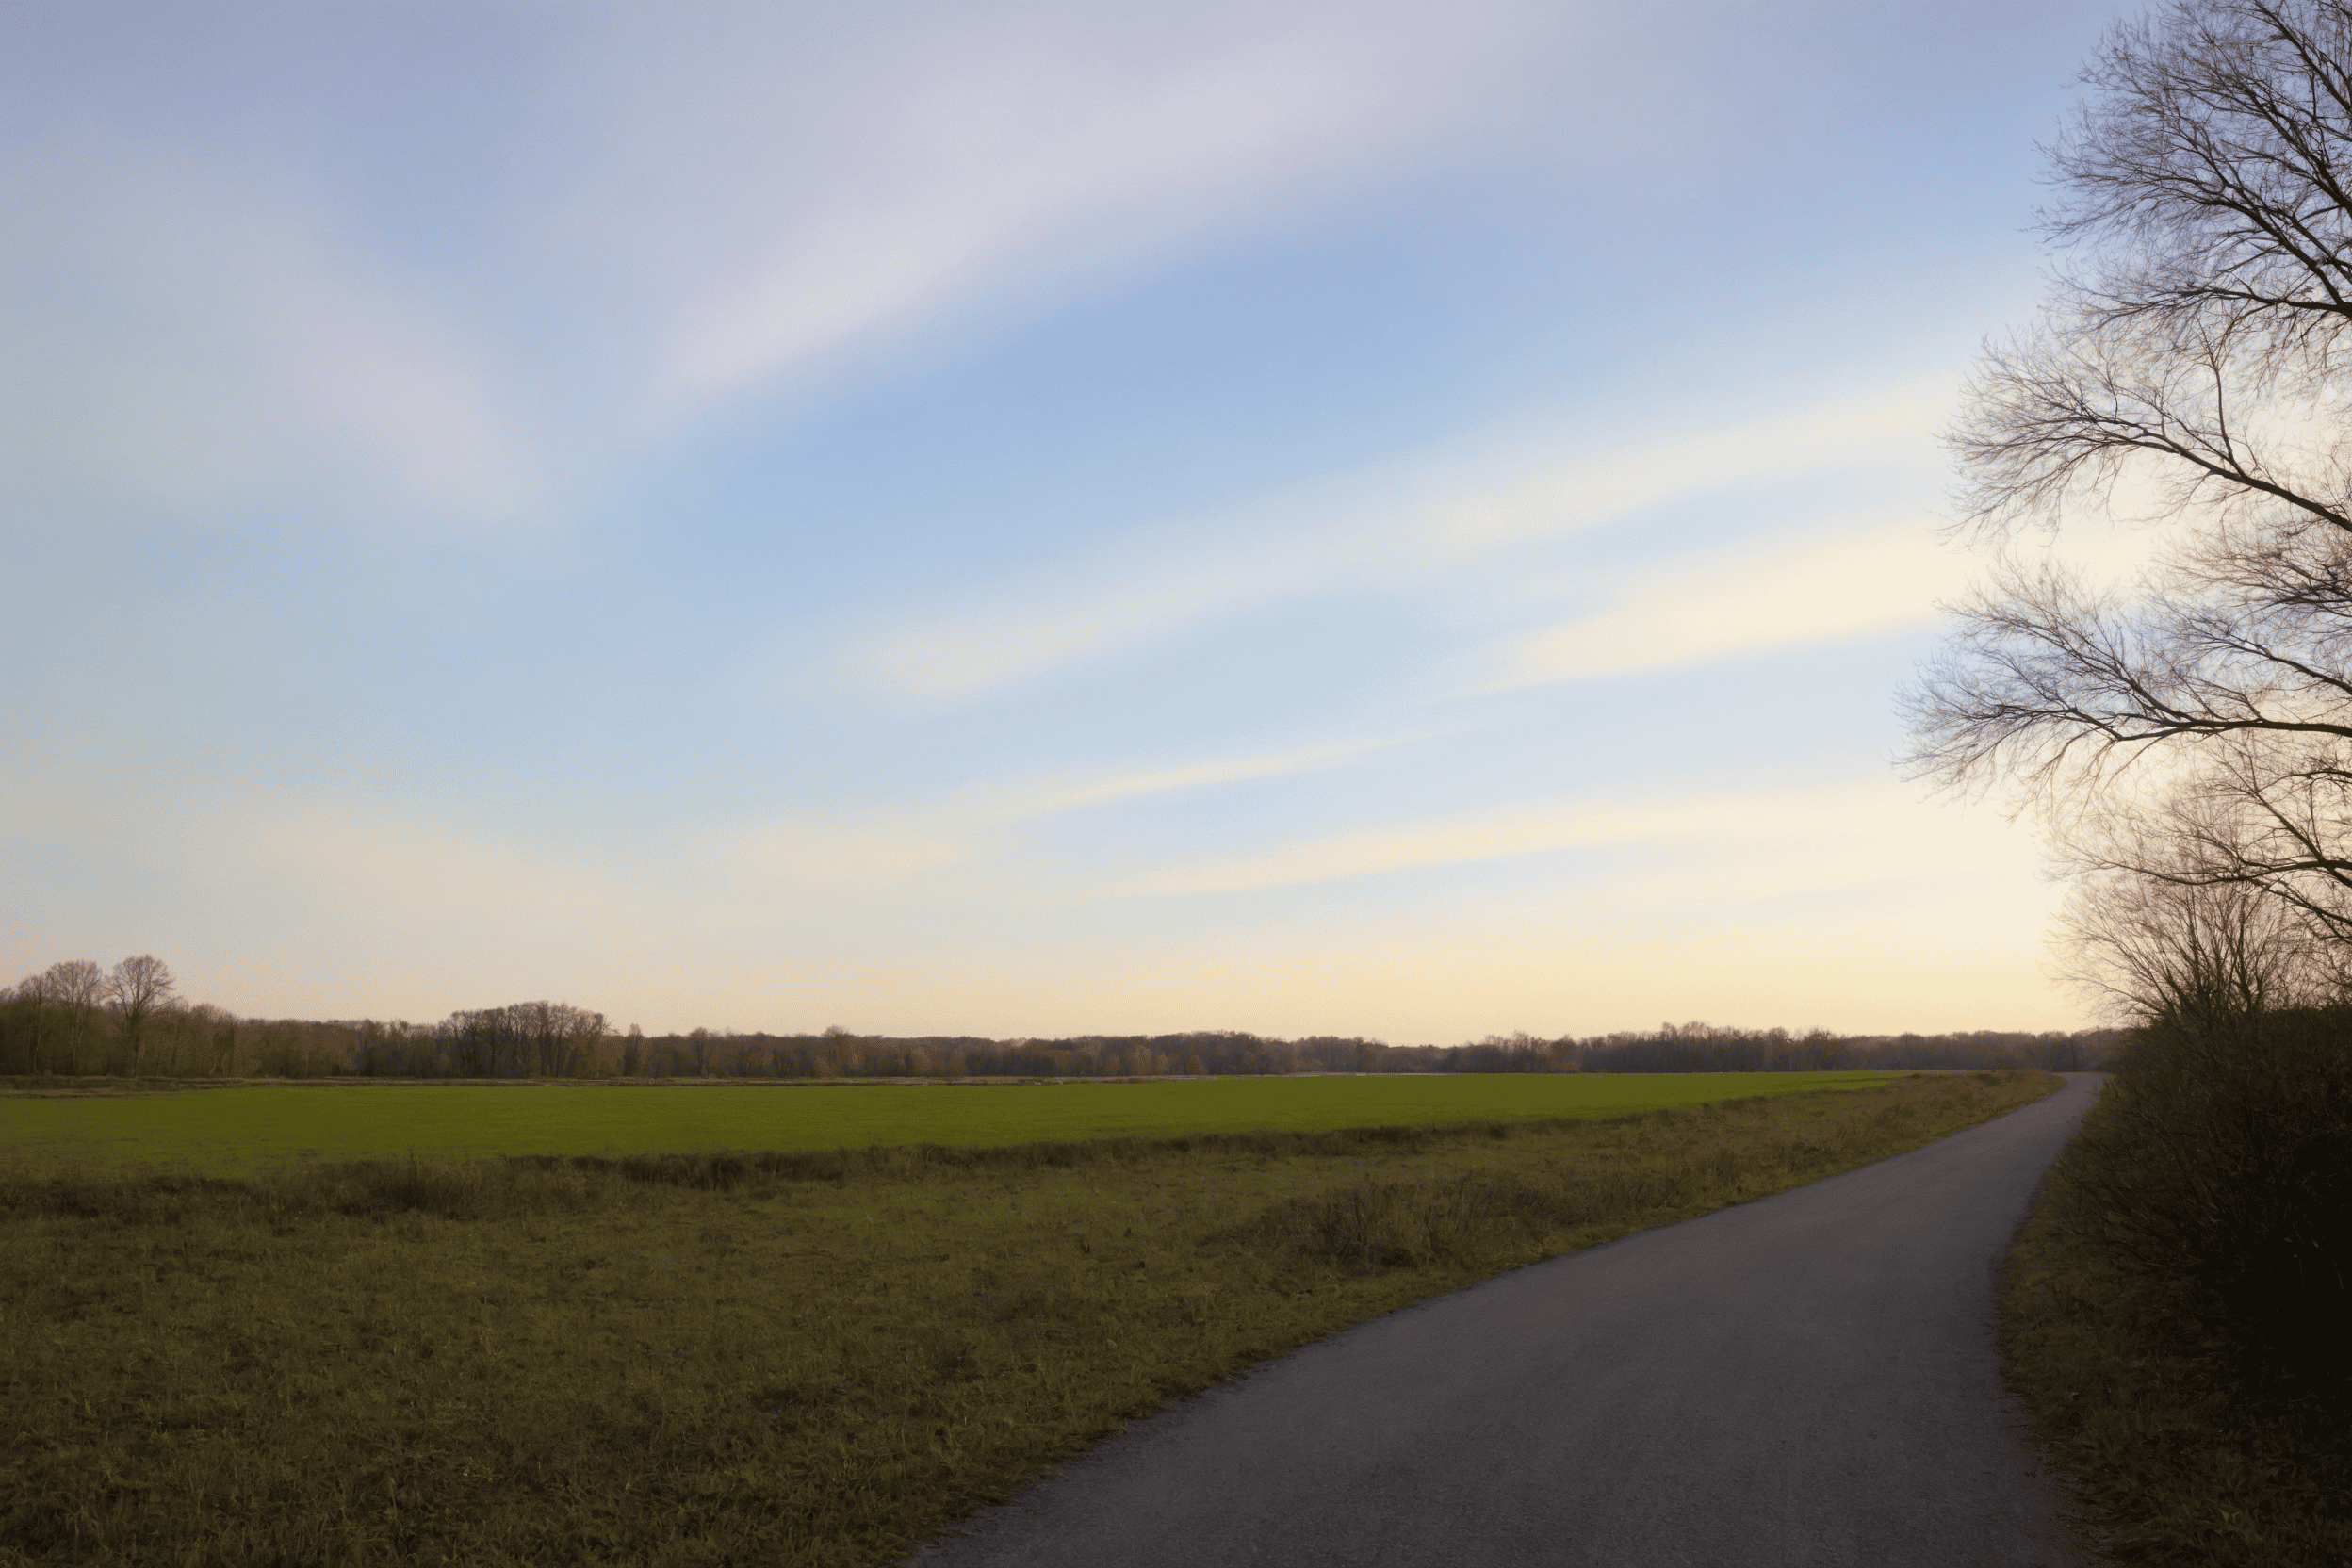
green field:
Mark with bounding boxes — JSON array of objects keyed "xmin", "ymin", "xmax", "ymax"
[
  {"xmin": 2, "ymin": 1072, "xmax": 2054, "ymax": 1566},
  {"xmin": 0, "ymin": 1071, "xmax": 1903, "ymax": 1172}
]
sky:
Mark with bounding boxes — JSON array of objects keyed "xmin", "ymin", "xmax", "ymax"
[{"xmin": 1, "ymin": 0, "xmax": 2133, "ymax": 1040}]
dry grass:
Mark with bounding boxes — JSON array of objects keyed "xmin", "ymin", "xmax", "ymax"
[{"xmin": 1, "ymin": 1071, "xmax": 2054, "ymax": 1566}]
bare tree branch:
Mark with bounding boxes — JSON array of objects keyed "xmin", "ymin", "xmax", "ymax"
[{"xmin": 1908, "ymin": 2, "xmax": 2352, "ymax": 956}]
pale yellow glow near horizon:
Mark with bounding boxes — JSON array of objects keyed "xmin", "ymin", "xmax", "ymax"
[
  {"xmin": 553, "ymin": 895, "xmax": 2084, "ymax": 1044},
  {"xmin": 139, "ymin": 768, "xmax": 2079, "ymax": 1040},
  {"xmin": 184, "ymin": 903, "xmax": 2084, "ymax": 1045}
]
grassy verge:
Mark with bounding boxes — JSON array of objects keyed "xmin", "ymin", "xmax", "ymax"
[
  {"xmin": 2001, "ymin": 1083, "xmax": 2352, "ymax": 1566},
  {"xmin": 3, "ymin": 1071, "xmax": 2053, "ymax": 1566}
]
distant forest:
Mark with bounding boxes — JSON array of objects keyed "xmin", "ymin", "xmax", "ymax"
[{"xmin": 0, "ymin": 956, "xmax": 2119, "ymax": 1079}]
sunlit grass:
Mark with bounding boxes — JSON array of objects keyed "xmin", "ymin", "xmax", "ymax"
[
  {"xmin": 0, "ymin": 1072, "xmax": 2053, "ymax": 1567},
  {"xmin": 0, "ymin": 1070, "xmax": 1905, "ymax": 1173}
]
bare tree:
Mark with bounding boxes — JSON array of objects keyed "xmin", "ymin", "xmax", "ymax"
[
  {"xmin": 1908, "ymin": 0, "xmax": 2352, "ymax": 943},
  {"xmin": 22, "ymin": 959, "xmax": 110, "ymax": 1072},
  {"xmin": 442, "ymin": 1000, "xmax": 607, "ymax": 1076},
  {"xmin": 104, "ymin": 955, "xmax": 177, "ymax": 1066},
  {"xmin": 2061, "ymin": 869, "xmax": 2335, "ymax": 1021}
]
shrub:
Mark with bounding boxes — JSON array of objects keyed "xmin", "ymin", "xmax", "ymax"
[{"xmin": 2056, "ymin": 1005, "xmax": 2352, "ymax": 1405}]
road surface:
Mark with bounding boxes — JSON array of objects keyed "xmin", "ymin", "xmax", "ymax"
[{"xmin": 908, "ymin": 1073, "xmax": 2102, "ymax": 1568}]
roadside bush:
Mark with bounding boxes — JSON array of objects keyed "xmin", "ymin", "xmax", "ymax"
[
  {"xmin": 2003, "ymin": 1004, "xmax": 2352, "ymax": 1565},
  {"xmin": 2059, "ymin": 1005, "xmax": 2352, "ymax": 1402}
]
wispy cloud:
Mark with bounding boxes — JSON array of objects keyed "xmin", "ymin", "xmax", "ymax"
[
  {"xmin": 727, "ymin": 733, "xmax": 1402, "ymax": 888},
  {"xmin": 1114, "ymin": 779, "xmax": 1868, "ymax": 896},
  {"xmin": 977, "ymin": 735, "xmax": 1400, "ymax": 818},
  {"xmin": 1493, "ymin": 517, "xmax": 1964, "ymax": 688},
  {"xmin": 5, "ymin": 2, "xmax": 1572, "ymax": 529},
  {"xmin": 0, "ymin": 149, "xmax": 539, "ymax": 528},
  {"xmin": 1114, "ymin": 775, "xmax": 2021, "ymax": 900},
  {"xmin": 847, "ymin": 384, "xmax": 1950, "ymax": 698},
  {"xmin": 573, "ymin": 0, "xmax": 1558, "ymax": 418}
]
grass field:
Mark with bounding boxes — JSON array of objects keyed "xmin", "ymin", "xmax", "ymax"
[
  {"xmin": 0, "ymin": 1071, "xmax": 2055, "ymax": 1567},
  {"xmin": 0, "ymin": 1071, "xmax": 1904, "ymax": 1172}
]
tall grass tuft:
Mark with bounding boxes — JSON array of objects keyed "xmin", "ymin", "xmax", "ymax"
[{"xmin": 1233, "ymin": 1168, "xmax": 1690, "ymax": 1273}]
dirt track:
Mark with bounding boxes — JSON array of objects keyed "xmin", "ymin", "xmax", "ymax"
[{"xmin": 908, "ymin": 1073, "xmax": 2102, "ymax": 1568}]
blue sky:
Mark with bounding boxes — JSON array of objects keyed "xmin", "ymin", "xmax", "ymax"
[{"xmin": 2, "ymin": 0, "xmax": 2128, "ymax": 1037}]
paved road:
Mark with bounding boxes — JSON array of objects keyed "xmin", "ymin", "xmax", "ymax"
[{"xmin": 908, "ymin": 1074, "xmax": 2103, "ymax": 1568}]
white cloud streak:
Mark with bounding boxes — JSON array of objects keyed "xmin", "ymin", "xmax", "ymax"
[
  {"xmin": 1, "ymin": 1, "xmax": 1581, "ymax": 527},
  {"xmin": 848, "ymin": 384, "xmax": 1952, "ymax": 698},
  {"xmin": 728, "ymin": 732, "xmax": 1402, "ymax": 888},
  {"xmin": 0, "ymin": 150, "xmax": 539, "ymax": 528},
  {"xmin": 1110, "ymin": 776, "xmax": 1956, "ymax": 893},
  {"xmin": 563, "ymin": 0, "xmax": 1559, "ymax": 418},
  {"xmin": 1494, "ymin": 517, "xmax": 1966, "ymax": 687}
]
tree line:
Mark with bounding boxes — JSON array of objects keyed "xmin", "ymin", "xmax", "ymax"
[
  {"xmin": 0, "ymin": 960, "xmax": 612, "ymax": 1080},
  {"xmin": 599, "ymin": 1022, "xmax": 2116, "ymax": 1079},
  {"xmin": 0, "ymin": 959, "xmax": 2115, "ymax": 1080}
]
